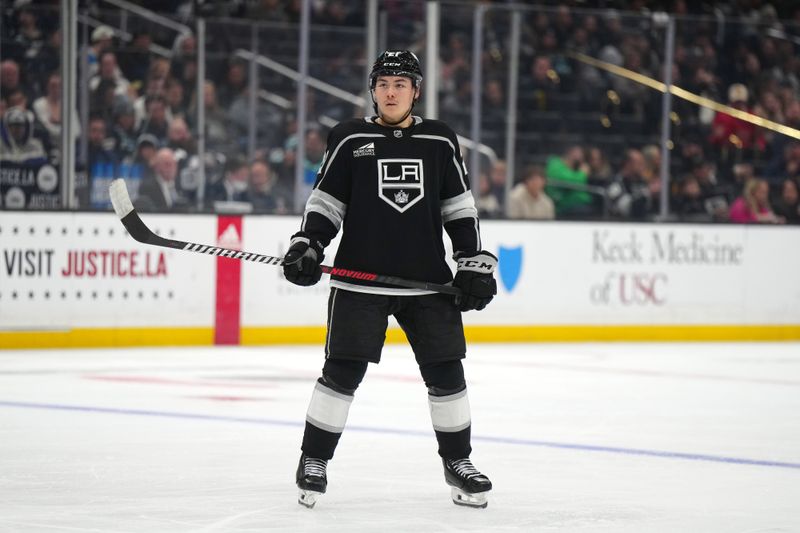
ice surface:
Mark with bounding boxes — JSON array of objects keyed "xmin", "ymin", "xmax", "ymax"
[{"xmin": 1, "ymin": 342, "xmax": 799, "ymax": 532}]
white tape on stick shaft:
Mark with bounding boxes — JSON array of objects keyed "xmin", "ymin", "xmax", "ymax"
[{"xmin": 109, "ymin": 179, "xmax": 134, "ymax": 219}]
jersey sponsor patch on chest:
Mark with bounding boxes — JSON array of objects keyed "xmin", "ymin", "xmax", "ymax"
[
  {"xmin": 353, "ymin": 142, "xmax": 375, "ymax": 158},
  {"xmin": 377, "ymin": 158, "xmax": 424, "ymax": 212}
]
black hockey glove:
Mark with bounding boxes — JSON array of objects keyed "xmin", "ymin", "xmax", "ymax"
[
  {"xmin": 452, "ymin": 251, "xmax": 498, "ymax": 312},
  {"xmin": 283, "ymin": 232, "xmax": 324, "ymax": 287}
]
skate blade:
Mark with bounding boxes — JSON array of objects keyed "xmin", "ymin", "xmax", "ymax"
[
  {"xmin": 298, "ymin": 489, "xmax": 323, "ymax": 509},
  {"xmin": 451, "ymin": 487, "xmax": 488, "ymax": 508}
]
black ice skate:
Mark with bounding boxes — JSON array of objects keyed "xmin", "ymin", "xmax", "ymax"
[
  {"xmin": 296, "ymin": 454, "xmax": 328, "ymax": 508},
  {"xmin": 442, "ymin": 458, "xmax": 492, "ymax": 508}
]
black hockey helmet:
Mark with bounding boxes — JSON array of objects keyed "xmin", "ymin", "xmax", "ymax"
[{"xmin": 369, "ymin": 50, "xmax": 423, "ymax": 89}]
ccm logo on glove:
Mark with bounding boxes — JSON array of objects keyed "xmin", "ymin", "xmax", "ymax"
[
  {"xmin": 456, "ymin": 256, "xmax": 497, "ymax": 273},
  {"xmin": 452, "ymin": 251, "xmax": 498, "ymax": 312}
]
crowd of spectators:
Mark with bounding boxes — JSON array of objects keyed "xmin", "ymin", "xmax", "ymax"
[
  {"xmin": 1, "ymin": 0, "xmax": 799, "ymax": 224},
  {"xmin": 465, "ymin": 1, "xmax": 800, "ymax": 224}
]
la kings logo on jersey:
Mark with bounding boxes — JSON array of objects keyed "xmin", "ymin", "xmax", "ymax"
[
  {"xmin": 353, "ymin": 142, "xmax": 375, "ymax": 158},
  {"xmin": 377, "ymin": 158, "xmax": 424, "ymax": 213}
]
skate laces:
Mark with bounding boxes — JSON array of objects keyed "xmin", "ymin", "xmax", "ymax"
[
  {"xmin": 448, "ymin": 458, "xmax": 482, "ymax": 479},
  {"xmin": 303, "ymin": 457, "xmax": 327, "ymax": 478}
]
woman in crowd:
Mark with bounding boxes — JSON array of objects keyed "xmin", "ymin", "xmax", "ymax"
[{"xmin": 728, "ymin": 178, "xmax": 784, "ymax": 224}]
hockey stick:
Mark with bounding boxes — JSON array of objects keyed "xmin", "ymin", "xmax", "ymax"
[{"xmin": 108, "ymin": 179, "xmax": 461, "ymax": 296}]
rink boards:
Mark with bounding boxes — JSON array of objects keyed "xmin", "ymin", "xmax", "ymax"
[{"xmin": 1, "ymin": 211, "xmax": 799, "ymax": 348}]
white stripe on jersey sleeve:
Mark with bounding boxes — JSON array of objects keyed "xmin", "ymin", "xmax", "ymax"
[
  {"xmin": 441, "ymin": 190, "xmax": 478, "ymax": 223},
  {"xmin": 316, "ymin": 133, "xmax": 385, "ymax": 188},
  {"xmin": 411, "ymin": 134, "xmax": 468, "ymax": 192},
  {"xmin": 302, "ymin": 188, "xmax": 347, "ymax": 231}
]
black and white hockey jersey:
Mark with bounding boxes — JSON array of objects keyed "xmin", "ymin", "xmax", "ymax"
[{"xmin": 299, "ymin": 116, "xmax": 483, "ymax": 295}]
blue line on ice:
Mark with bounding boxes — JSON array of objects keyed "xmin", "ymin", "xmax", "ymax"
[{"xmin": 1, "ymin": 400, "xmax": 798, "ymax": 470}]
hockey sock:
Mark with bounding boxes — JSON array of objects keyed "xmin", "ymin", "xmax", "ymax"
[
  {"xmin": 301, "ymin": 359, "xmax": 368, "ymax": 460},
  {"xmin": 420, "ymin": 360, "xmax": 472, "ymax": 458}
]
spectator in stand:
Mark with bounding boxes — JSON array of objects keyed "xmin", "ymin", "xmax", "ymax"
[
  {"xmin": 90, "ymin": 79, "xmax": 120, "ymax": 129},
  {"xmin": 27, "ymin": 29, "xmax": 61, "ymax": 93},
  {"xmin": 729, "ymin": 178, "xmax": 783, "ymax": 224},
  {"xmin": 732, "ymin": 162, "xmax": 756, "ymax": 187},
  {"xmin": 709, "ymin": 83, "xmax": 766, "ymax": 156},
  {"xmin": 33, "ymin": 72, "xmax": 81, "ymax": 152},
  {"xmin": 476, "ymin": 171, "xmax": 501, "ymax": 219},
  {"xmin": 87, "ymin": 114, "xmax": 118, "ymax": 209},
  {"xmin": 768, "ymin": 127, "xmax": 800, "ymax": 182},
  {"xmin": 171, "ymin": 33, "xmax": 198, "ymax": 94},
  {"xmin": 217, "ymin": 59, "xmax": 248, "ymax": 110},
  {"xmin": 606, "ymin": 148, "xmax": 658, "ymax": 220},
  {"xmin": 12, "ymin": 6, "xmax": 44, "ymax": 48},
  {"xmin": 12, "ymin": 7, "xmax": 45, "ymax": 91},
  {"xmin": 586, "ymin": 146, "xmax": 612, "ymax": 184},
  {"xmin": 481, "ymin": 79, "xmax": 506, "ymax": 151},
  {"xmin": 133, "ymin": 73, "xmax": 166, "ymax": 130},
  {"xmin": 89, "ymin": 51, "xmax": 130, "ymax": 98},
  {"xmin": 0, "ymin": 107, "xmax": 47, "ymax": 165},
  {"xmin": 138, "ymin": 95, "xmax": 171, "ymax": 145},
  {"xmin": 766, "ymin": 100, "xmax": 800, "ymax": 180},
  {"xmin": 641, "ymin": 144, "xmax": 661, "ymax": 183},
  {"xmin": 248, "ymin": 159, "xmax": 290, "ymax": 213},
  {"xmin": 166, "ymin": 117, "xmax": 195, "ymax": 157},
  {"xmin": 612, "ymin": 48, "xmax": 651, "ymax": 119},
  {"xmin": 117, "ymin": 30, "xmax": 153, "ymax": 88},
  {"xmin": 87, "ymin": 25, "xmax": 115, "ymax": 77},
  {"xmin": 439, "ymin": 68, "xmax": 471, "ymax": 132},
  {"xmin": 164, "ymin": 77, "xmax": 187, "ymax": 120},
  {"xmin": 772, "ymin": 178, "xmax": 800, "ymax": 224},
  {"xmin": 294, "ymin": 126, "xmax": 327, "ymax": 205},
  {"xmin": 110, "ymin": 99, "xmax": 138, "ymax": 161},
  {"xmin": 6, "ymin": 88, "xmax": 54, "ymax": 158},
  {"xmin": 671, "ymin": 175, "xmax": 712, "ymax": 221},
  {"xmin": 188, "ymin": 81, "xmax": 230, "ymax": 152},
  {"xmin": 553, "ymin": 5, "xmax": 574, "ymax": 47},
  {"xmin": 573, "ymin": 24, "xmax": 608, "ymax": 108},
  {"xmin": 148, "ymin": 58, "xmax": 172, "ymax": 85},
  {"xmin": 127, "ymin": 134, "xmax": 158, "ymax": 185},
  {"xmin": 0, "ymin": 60, "xmax": 27, "ymax": 101},
  {"xmin": 484, "ymin": 160, "xmax": 508, "ymax": 213},
  {"xmin": 439, "ymin": 32, "xmax": 469, "ymax": 97},
  {"xmin": 135, "ymin": 147, "xmax": 187, "ymax": 212},
  {"xmin": 545, "ymin": 144, "xmax": 593, "ymax": 218},
  {"xmin": 164, "ymin": 117, "xmax": 197, "ymax": 199},
  {"xmin": 687, "ymin": 157, "xmax": 729, "ymax": 218},
  {"xmin": 524, "ymin": 56, "xmax": 560, "ymax": 111},
  {"xmin": 506, "ymin": 165, "xmax": 555, "ymax": 220},
  {"xmin": 206, "ymin": 154, "xmax": 250, "ymax": 206},
  {"xmin": 536, "ymin": 28, "xmax": 574, "ymax": 93},
  {"xmin": 769, "ymin": 141, "xmax": 800, "ymax": 182}
]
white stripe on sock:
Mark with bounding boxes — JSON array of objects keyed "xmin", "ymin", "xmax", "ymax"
[
  {"xmin": 306, "ymin": 380, "xmax": 353, "ymax": 433},
  {"xmin": 428, "ymin": 388, "xmax": 471, "ymax": 433}
]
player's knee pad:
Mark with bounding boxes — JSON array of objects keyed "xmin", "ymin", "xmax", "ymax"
[
  {"xmin": 419, "ymin": 359, "xmax": 466, "ymax": 396},
  {"xmin": 321, "ymin": 358, "xmax": 369, "ymax": 394}
]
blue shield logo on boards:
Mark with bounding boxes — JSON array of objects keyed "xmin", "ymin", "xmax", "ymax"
[{"xmin": 498, "ymin": 246, "xmax": 522, "ymax": 292}]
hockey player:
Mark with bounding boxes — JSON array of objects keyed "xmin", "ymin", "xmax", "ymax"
[{"xmin": 283, "ymin": 50, "xmax": 498, "ymax": 509}]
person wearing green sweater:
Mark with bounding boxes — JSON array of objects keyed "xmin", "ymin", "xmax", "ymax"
[{"xmin": 545, "ymin": 145, "xmax": 595, "ymax": 218}]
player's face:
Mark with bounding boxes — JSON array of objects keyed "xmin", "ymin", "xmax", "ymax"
[{"xmin": 373, "ymin": 75, "xmax": 416, "ymax": 123}]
